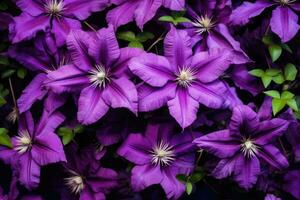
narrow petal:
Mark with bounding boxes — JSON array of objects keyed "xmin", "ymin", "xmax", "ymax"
[
  {"xmin": 117, "ymin": 133, "xmax": 151, "ymax": 165},
  {"xmin": 18, "ymin": 154, "xmax": 41, "ymax": 189},
  {"xmin": 44, "ymin": 92, "xmax": 67, "ymax": 114},
  {"xmin": 35, "ymin": 111, "xmax": 65, "ymax": 136},
  {"xmin": 87, "ymin": 167, "xmax": 118, "ymax": 193},
  {"xmin": 188, "ymin": 80, "xmax": 226, "ymax": 109},
  {"xmin": 212, "ymin": 157, "xmax": 238, "ymax": 179},
  {"xmin": 102, "ymin": 77, "xmax": 138, "ymax": 114},
  {"xmin": 17, "ymin": 74, "xmax": 48, "ymax": 113},
  {"xmin": 167, "ymin": 88, "xmax": 199, "ymax": 128},
  {"xmin": 19, "ymin": 112, "xmax": 35, "ymax": 136},
  {"xmin": 283, "ymin": 170, "xmax": 300, "ymax": 200},
  {"xmin": 230, "ymin": 1, "xmax": 272, "ymax": 25},
  {"xmin": 270, "ymin": 6, "xmax": 300, "ymax": 42},
  {"xmin": 233, "ymin": 155, "xmax": 260, "ymax": 190},
  {"xmin": 258, "ymin": 144, "xmax": 289, "ymax": 169},
  {"xmin": 134, "ymin": 0, "xmax": 162, "ymax": 29},
  {"xmin": 52, "ymin": 17, "xmax": 81, "ymax": 47},
  {"xmin": 129, "ymin": 53, "xmax": 173, "ymax": 87},
  {"xmin": 77, "ymin": 86, "xmax": 109, "ymax": 125},
  {"xmin": 9, "ymin": 13, "xmax": 49, "ymax": 43},
  {"xmin": 193, "ymin": 130, "xmax": 241, "ymax": 158},
  {"xmin": 160, "ymin": 169, "xmax": 185, "ymax": 199},
  {"xmin": 138, "ymin": 83, "xmax": 176, "ymax": 112},
  {"xmin": 67, "ymin": 30, "xmax": 93, "ymax": 71},
  {"xmin": 64, "ymin": 0, "xmax": 109, "ymax": 20},
  {"xmin": 16, "ymin": 0, "xmax": 44, "ymax": 16},
  {"xmin": 164, "ymin": 26, "xmax": 192, "ymax": 68},
  {"xmin": 89, "ymin": 25, "xmax": 120, "ymax": 67},
  {"xmin": 46, "ymin": 64, "xmax": 90, "ymax": 93},
  {"xmin": 163, "ymin": 0, "xmax": 185, "ymax": 10}
]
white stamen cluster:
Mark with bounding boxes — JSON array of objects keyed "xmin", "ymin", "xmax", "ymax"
[
  {"xmin": 89, "ymin": 64, "xmax": 110, "ymax": 88},
  {"xmin": 14, "ymin": 130, "xmax": 32, "ymax": 154},
  {"xmin": 65, "ymin": 170, "xmax": 84, "ymax": 194},
  {"xmin": 192, "ymin": 15, "xmax": 216, "ymax": 35},
  {"xmin": 150, "ymin": 140, "xmax": 175, "ymax": 166},
  {"xmin": 176, "ymin": 66, "xmax": 196, "ymax": 88},
  {"xmin": 45, "ymin": 0, "xmax": 64, "ymax": 17},
  {"xmin": 276, "ymin": 0, "xmax": 296, "ymax": 5},
  {"xmin": 240, "ymin": 139, "xmax": 259, "ymax": 158}
]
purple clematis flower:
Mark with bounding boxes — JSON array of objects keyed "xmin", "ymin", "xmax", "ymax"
[
  {"xmin": 9, "ymin": 0, "xmax": 109, "ymax": 45},
  {"xmin": 129, "ymin": 26, "xmax": 232, "ymax": 128},
  {"xmin": 63, "ymin": 143, "xmax": 118, "ymax": 200},
  {"xmin": 194, "ymin": 105, "xmax": 289, "ymax": 189},
  {"xmin": 106, "ymin": 0, "xmax": 185, "ymax": 29},
  {"xmin": 11, "ymin": 110, "xmax": 66, "ymax": 189},
  {"xmin": 118, "ymin": 121, "xmax": 199, "ymax": 199},
  {"xmin": 184, "ymin": 0, "xmax": 250, "ymax": 65},
  {"xmin": 46, "ymin": 25, "xmax": 142, "ymax": 125},
  {"xmin": 231, "ymin": 0, "xmax": 300, "ymax": 42},
  {"xmin": 8, "ymin": 32, "xmax": 68, "ymax": 114}
]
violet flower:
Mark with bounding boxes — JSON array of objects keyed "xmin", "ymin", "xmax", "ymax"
[
  {"xmin": 184, "ymin": 1, "xmax": 250, "ymax": 65},
  {"xmin": 10, "ymin": 0, "xmax": 109, "ymax": 45},
  {"xmin": 129, "ymin": 26, "xmax": 232, "ymax": 128},
  {"xmin": 11, "ymin": 110, "xmax": 66, "ymax": 189},
  {"xmin": 194, "ymin": 105, "xmax": 289, "ymax": 189},
  {"xmin": 8, "ymin": 32, "xmax": 68, "ymax": 114},
  {"xmin": 231, "ymin": 0, "xmax": 300, "ymax": 42},
  {"xmin": 63, "ymin": 144, "xmax": 118, "ymax": 200},
  {"xmin": 118, "ymin": 122, "xmax": 199, "ymax": 199},
  {"xmin": 46, "ymin": 25, "xmax": 142, "ymax": 125},
  {"xmin": 106, "ymin": 0, "xmax": 185, "ymax": 29}
]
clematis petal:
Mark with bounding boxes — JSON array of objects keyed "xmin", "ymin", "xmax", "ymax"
[
  {"xmin": 44, "ymin": 92, "xmax": 67, "ymax": 114},
  {"xmin": 164, "ymin": 26, "xmax": 192, "ymax": 68},
  {"xmin": 18, "ymin": 112, "xmax": 35, "ymax": 136},
  {"xmin": 167, "ymin": 88, "xmax": 199, "ymax": 129},
  {"xmin": 270, "ymin": 6, "xmax": 300, "ymax": 42},
  {"xmin": 212, "ymin": 156, "xmax": 238, "ymax": 179},
  {"xmin": 160, "ymin": 168, "xmax": 185, "ymax": 199},
  {"xmin": 87, "ymin": 167, "xmax": 118, "ymax": 193},
  {"xmin": 17, "ymin": 74, "xmax": 48, "ymax": 113},
  {"xmin": 134, "ymin": 0, "xmax": 162, "ymax": 29},
  {"xmin": 18, "ymin": 154, "xmax": 41, "ymax": 189},
  {"xmin": 16, "ymin": 0, "xmax": 44, "ymax": 16},
  {"xmin": 77, "ymin": 86, "xmax": 109, "ymax": 125},
  {"xmin": 102, "ymin": 77, "xmax": 138, "ymax": 114},
  {"xmin": 137, "ymin": 83, "xmax": 176, "ymax": 112},
  {"xmin": 129, "ymin": 53, "xmax": 173, "ymax": 87},
  {"xmin": 193, "ymin": 130, "xmax": 241, "ymax": 158},
  {"xmin": 258, "ymin": 144, "xmax": 289, "ymax": 169},
  {"xmin": 163, "ymin": 0, "xmax": 185, "ymax": 10},
  {"xmin": 35, "ymin": 111, "xmax": 65, "ymax": 137},
  {"xmin": 9, "ymin": 13, "xmax": 49, "ymax": 43}
]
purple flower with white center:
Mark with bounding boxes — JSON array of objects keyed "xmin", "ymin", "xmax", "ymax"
[
  {"xmin": 11, "ymin": 110, "xmax": 66, "ymax": 189},
  {"xmin": 118, "ymin": 122, "xmax": 199, "ymax": 199},
  {"xmin": 9, "ymin": 0, "xmax": 109, "ymax": 45},
  {"xmin": 46, "ymin": 25, "xmax": 142, "ymax": 125},
  {"xmin": 183, "ymin": 1, "xmax": 250, "ymax": 65},
  {"xmin": 129, "ymin": 26, "xmax": 232, "ymax": 128},
  {"xmin": 106, "ymin": 0, "xmax": 185, "ymax": 29},
  {"xmin": 8, "ymin": 32, "xmax": 68, "ymax": 114},
  {"xmin": 63, "ymin": 144, "xmax": 118, "ymax": 200},
  {"xmin": 193, "ymin": 105, "xmax": 289, "ymax": 189},
  {"xmin": 231, "ymin": 0, "xmax": 300, "ymax": 42}
]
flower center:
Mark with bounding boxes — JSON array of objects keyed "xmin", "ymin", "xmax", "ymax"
[
  {"xmin": 45, "ymin": 0, "xmax": 64, "ymax": 16},
  {"xmin": 150, "ymin": 141, "xmax": 175, "ymax": 166},
  {"xmin": 192, "ymin": 15, "xmax": 215, "ymax": 35},
  {"xmin": 240, "ymin": 139, "xmax": 259, "ymax": 158},
  {"xmin": 89, "ymin": 64, "xmax": 110, "ymax": 88},
  {"xmin": 14, "ymin": 130, "xmax": 32, "ymax": 154},
  {"xmin": 277, "ymin": 0, "xmax": 296, "ymax": 5},
  {"xmin": 176, "ymin": 67, "xmax": 195, "ymax": 88},
  {"xmin": 65, "ymin": 171, "xmax": 84, "ymax": 194}
]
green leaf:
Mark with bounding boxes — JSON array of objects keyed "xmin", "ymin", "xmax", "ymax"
[
  {"xmin": 265, "ymin": 69, "xmax": 281, "ymax": 76},
  {"xmin": 174, "ymin": 17, "xmax": 191, "ymax": 24},
  {"xmin": 287, "ymin": 99, "xmax": 298, "ymax": 111},
  {"xmin": 158, "ymin": 16, "xmax": 174, "ymax": 23},
  {"xmin": 186, "ymin": 182, "xmax": 193, "ymax": 195},
  {"xmin": 272, "ymin": 74, "xmax": 284, "ymax": 84},
  {"xmin": 0, "ymin": 2, "xmax": 8, "ymax": 11},
  {"xmin": 284, "ymin": 63, "xmax": 297, "ymax": 81},
  {"xmin": 0, "ymin": 96, "xmax": 6, "ymax": 106},
  {"xmin": 268, "ymin": 44, "xmax": 282, "ymax": 62},
  {"xmin": 136, "ymin": 32, "xmax": 154, "ymax": 42},
  {"xmin": 272, "ymin": 98, "xmax": 286, "ymax": 115},
  {"xmin": 249, "ymin": 69, "xmax": 264, "ymax": 77},
  {"xmin": 171, "ymin": 11, "xmax": 185, "ymax": 18},
  {"xmin": 128, "ymin": 41, "xmax": 144, "ymax": 49},
  {"xmin": 294, "ymin": 110, "xmax": 300, "ymax": 120},
  {"xmin": 176, "ymin": 174, "xmax": 187, "ymax": 183},
  {"xmin": 58, "ymin": 127, "xmax": 74, "ymax": 145},
  {"xmin": 281, "ymin": 43, "xmax": 292, "ymax": 53},
  {"xmin": 264, "ymin": 90, "xmax": 280, "ymax": 99},
  {"xmin": 117, "ymin": 31, "xmax": 136, "ymax": 42},
  {"xmin": 74, "ymin": 125, "xmax": 84, "ymax": 134},
  {"xmin": 0, "ymin": 57, "xmax": 9, "ymax": 65},
  {"xmin": 0, "ymin": 128, "xmax": 12, "ymax": 148},
  {"xmin": 1, "ymin": 69, "xmax": 16, "ymax": 79},
  {"xmin": 281, "ymin": 91, "xmax": 294, "ymax": 99},
  {"xmin": 17, "ymin": 68, "xmax": 27, "ymax": 79},
  {"xmin": 190, "ymin": 172, "xmax": 205, "ymax": 183},
  {"xmin": 261, "ymin": 75, "xmax": 272, "ymax": 88},
  {"xmin": 262, "ymin": 35, "xmax": 274, "ymax": 46}
]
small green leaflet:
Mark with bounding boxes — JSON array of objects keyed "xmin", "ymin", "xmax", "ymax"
[
  {"xmin": 117, "ymin": 31, "xmax": 154, "ymax": 49},
  {"xmin": 0, "ymin": 128, "xmax": 13, "ymax": 148}
]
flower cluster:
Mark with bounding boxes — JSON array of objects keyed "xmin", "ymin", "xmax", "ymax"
[{"xmin": 0, "ymin": 0, "xmax": 300, "ymax": 199}]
